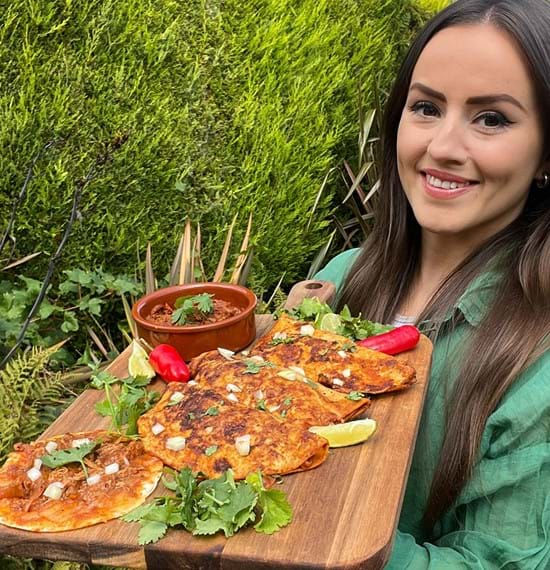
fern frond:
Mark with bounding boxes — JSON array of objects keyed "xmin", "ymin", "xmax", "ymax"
[{"xmin": 0, "ymin": 345, "xmax": 73, "ymax": 463}]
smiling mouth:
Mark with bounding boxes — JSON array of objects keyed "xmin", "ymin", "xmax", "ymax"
[{"xmin": 421, "ymin": 171, "xmax": 479, "ymax": 190}]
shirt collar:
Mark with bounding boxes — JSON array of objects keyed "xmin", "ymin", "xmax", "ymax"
[{"xmin": 454, "ymin": 269, "xmax": 501, "ymax": 326}]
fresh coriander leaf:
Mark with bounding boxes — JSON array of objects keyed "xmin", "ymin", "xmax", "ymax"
[
  {"xmin": 280, "ymin": 409, "xmax": 287, "ymax": 418},
  {"xmin": 256, "ymin": 399, "xmax": 267, "ymax": 411},
  {"xmin": 205, "ymin": 445, "xmax": 218, "ymax": 456},
  {"xmin": 193, "ymin": 515, "xmax": 231, "ymax": 536},
  {"xmin": 194, "ymin": 293, "xmax": 214, "ymax": 314},
  {"xmin": 41, "ymin": 440, "xmax": 100, "ymax": 478},
  {"xmin": 218, "ymin": 482, "xmax": 257, "ymax": 526},
  {"xmin": 346, "ymin": 391, "xmax": 364, "ymax": 401},
  {"xmin": 289, "ymin": 297, "xmax": 333, "ymax": 321},
  {"xmin": 121, "ymin": 501, "xmax": 157, "ymax": 523},
  {"xmin": 171, "ymin": 306, "xmax": 188, "ymax": 325},
  {"xmin": 269, "ymin": 337, "xmax": 295, "ymax": 346},
  {"xmin": 245, "ymin": 472, "xmax": 293, "ymax": 534},
  {"xmin": 188, "ymin": 412, "xmax": 196, "ymax": 420},
  {"xmin": 340, "ymin": 341, "xmax": 357, "ymax": 352},
  {"xmin": 90, "ymin": 371, "xmax": 119, "ymax": 389},
  {"xmin": 243, "ymin": 359, "xmax": 275, "ymax": 374},
  {"xmin": 94, "ymin": 399, "xmax": 113, "ymax": 417},
  {"xmin": 205, "ymin": 406, "xmax": 219, "ymax": 416},
  {"xmin": 138, "ymin": 520, "xmax": 168, "ymax": 545},
  {"xmin": 283, "ymin": 398, "xmax": 292, "ymax": 406}
]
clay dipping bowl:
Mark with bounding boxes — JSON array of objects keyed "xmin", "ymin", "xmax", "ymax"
[{"xmin": 132, "ymin": 283, "xmax": 257, "ymax": 361}]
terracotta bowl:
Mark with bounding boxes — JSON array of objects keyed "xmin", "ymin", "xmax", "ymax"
[{"xmin": 132, "ymin": 283, "xmax": 257, "ymax": 361}]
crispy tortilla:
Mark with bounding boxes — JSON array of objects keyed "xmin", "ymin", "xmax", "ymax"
[
  {"xmin": 0, "ymin": 431, "xmax": 163, "ymax": 532},
  {"xmin": 189, "ymin": 350, "xmax": 370, "ymax": 426},
  {"xmin": 138, "ymin": 383, "xmax": 329, "ymax": 479},
  {"xmin": 250, "ymin": 314, "xmax": 416, "ymax": 395}
]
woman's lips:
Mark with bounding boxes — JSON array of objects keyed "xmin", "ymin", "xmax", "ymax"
[{"xmin": 421, "ymin": 172, "xmax": 478, "ymax": 200}]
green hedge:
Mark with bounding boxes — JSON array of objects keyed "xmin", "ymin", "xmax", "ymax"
[{"xmin": 0, "ymin": 0, "xmax": 428, "ymax": 292}]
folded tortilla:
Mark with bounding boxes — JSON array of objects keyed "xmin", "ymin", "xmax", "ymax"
[
  {"xmin": 250, "ymin": 314, "xmax": 416, "ymax": 395},
  {"xmin": 189, "ymin": 350, "xmax": 370, "ymax": 427},
  {"xmin": 138, "ymin": 383, "xmax": 328, "ymax": 480}
]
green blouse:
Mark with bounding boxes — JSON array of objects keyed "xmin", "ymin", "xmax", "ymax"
[{"xmin": 314, "ymin": 249, "xmax": 550, "ymax": 569}]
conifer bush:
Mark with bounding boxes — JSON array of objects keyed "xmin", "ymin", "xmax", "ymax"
[{"xmin": 0, "ymin": 0, "xmax": 428, "ymax": 291}]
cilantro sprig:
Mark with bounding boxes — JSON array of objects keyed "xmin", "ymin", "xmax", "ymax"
[
  {"xmin": 90, "ymin": 371, "xmax": 159, "ymax": 435},
  {"xmin": 122, "ymin": 468, "xmax": 293, "ymax": 544},
  {"xmin": 41, "ymin": 440, "xmax": 100, "ymax": 478},
  {"xmin": 287, "ymin": 297, "xmax": 393, "ymax": 340},
  {"xmin": 171, "ymin": 293, "xmax": 214, "ymax": 325}
]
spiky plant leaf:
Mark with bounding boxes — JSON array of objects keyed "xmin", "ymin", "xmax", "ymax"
[{"xmin": 0, "ymin": 344, "xmax": 74, "ymax": 463}]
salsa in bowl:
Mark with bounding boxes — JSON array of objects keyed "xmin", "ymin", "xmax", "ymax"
[{"xmin": 132, "ymin": 283, "xmax": 257, "ymax": 361}]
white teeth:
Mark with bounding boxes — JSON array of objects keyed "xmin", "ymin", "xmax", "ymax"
[{"xmin": 426, "ymin": 174, "xmax": 469, "ymax": 190}]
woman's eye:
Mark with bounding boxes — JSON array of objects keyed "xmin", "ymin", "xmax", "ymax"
[
  {"xmin": 476, "ymin": 111, "xmax": 512, "ymax": 129},
  {"xmin": 409, "ymin": 101, "xmax": 439, "ymax": 117}
]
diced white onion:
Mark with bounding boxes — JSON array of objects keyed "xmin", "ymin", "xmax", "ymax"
[
  {"xmin": 254, "ymin": 389, "xmax": 264, "ymax": 401},
  {"xmin": 205, "ymin": 426, "xmax": 213, "ymax": 434},
  {"xmin": 300, "ymin": 324, "xmax": 315, "ymax": 336},
  {"xmin": 45, "ymin": 441, "xmax": 58, "ymax": 454},
  {"xmin": 104, "ymin": 463, "xmax": 119, "ymax": 475},
  {"xmin": 152, "ymin": 422, "xmax": 165, "ymax": 435},
  {"xmin": 277, "ymin": 370, "xmax": 297, "ymax": 381},
  {"xmin": 235, "ymin": 435, "xmax": 251, "ymax": 456},
  {"xmin": 332, "ymin": 378, "xmax": 345, "ymax": 386},
  {"xmin": 187, "ymin": 380, "xmax": 198, "ymax": 386},
  {"xmin": 226, "ymin": 383, "xmax": 242, "ymax": 393},
  {"xmin": 217, "ymin": 347, "xmax": 235, "ymax": 360},
  {"xmin": 166, "ymin": 436, "xmax": 186, "ymax": 451},
  {"xmin": 289, "ymin": 366, "xmax": 306, "ymax": 377},
  {"xmin": 71, "ymin": 438, "xmax": 91, "ymax": 448},
  {"xmin": 123, "ymin": 457, "xmax": 130, "ymax": 466},
  {"xmin": 33, "ymin": 458, "xmax": 42, "ymax": 470},
  {"xmin": 273, "ymin": 332, "xmax": 287, "ymax": 340},
  {"xmin": 86, "ymin": 474, "xmax": 102, "ymax": 486},
  {"xmin": 249, "ymin": 355, "xmax": 265, "ymax": 363},
  {"xmin": 342, "ymin": 369, "xmax": 351, "ymax": 378},
  {"xmin": 268, "ymin": 404, "xmax": 281, "ymax": 413},
  {"xmin": 241, "ymin": 350, "xmax": 250, "ymax": 356},
  {"xmin": 169, "ymin": 391, "xmax": 184, "ymax": 404},
  {"xmin": 337, "ymin": 350, "xmax": 348, "ymax": 359},
  {"xmin": 226, "ymin": 393, "xmax": 239, "ymax": 403},
  {"xmin": 43, "ymin": 482, "xmax": 64, "ymax": 499},
  {"xmin": 26, "ymin": 467, "xmax": 42, "ymax": 482}
]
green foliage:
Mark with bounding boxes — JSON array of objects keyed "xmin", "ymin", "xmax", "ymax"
[
  {"xmin": 415, "ymin": 0, "xmax": 451, "ymax": 13},
  {"xmin": 0, "ymin": 0, "xmax": 428, "ymax": 292},
  {"xmin": 0, "ymin": 268, "xmax": 140, "ymax": 365},
  {"xmin": 0, "ymin": 344, "xmax": 74, "ymax": 464}
]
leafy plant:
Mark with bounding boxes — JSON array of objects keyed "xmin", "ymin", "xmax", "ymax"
[
  {"xmin": 122, "ymin": 468, "xmax": 293, "ymax": 544},
  {"xmin": 0, "ymin": 268, "xmax": 141, "ymax": 366},
  {"xmin": 90, "ymin": 371, "xmax": 159, "ymax": 435},
  {"xmin": 0, "ymin": 343, "xmax": 76, "ymax": 463}
]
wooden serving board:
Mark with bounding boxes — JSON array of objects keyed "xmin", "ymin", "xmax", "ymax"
[{"xmin": 0, "ymin": 281, "xmax": 432, "ymax": 569}]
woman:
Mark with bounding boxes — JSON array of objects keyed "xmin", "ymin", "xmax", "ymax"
[{"xmin": 315, "ymin": 0, "xmax": 550, "ymax": 567}]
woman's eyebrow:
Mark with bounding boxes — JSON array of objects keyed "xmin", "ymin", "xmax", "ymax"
[{"xmin": 409, "ymin": 82, "xmax": 526, "ymax": 112}]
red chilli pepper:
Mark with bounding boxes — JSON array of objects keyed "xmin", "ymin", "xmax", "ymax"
[
  {"xmin": 357, "ymin": 325, "xmax": 420, "ymax": 355},
  {"xmin": 149, "ymin": 344, "xmax": 191, "ymax": 383}
]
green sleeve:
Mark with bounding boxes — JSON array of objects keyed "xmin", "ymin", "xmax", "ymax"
[
  {"xmin": 312, "ymin": 248, "xmax": 360, "ymax": 293},
  {"xmin": 386, "ymin": 351, "xmax": 550, "ymax": 569}
]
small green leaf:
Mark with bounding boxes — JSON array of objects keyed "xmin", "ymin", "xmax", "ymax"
[
  {"xmin": 205, "ymin": 407, "xmax": 219, "ymax": 416},
  {"xmin": 346, "ymin": 391, "xmax": 364, "ymax": 401},
  {"xmin": 204, "ymin": 445, "xmax": 218, "ymax": 456}
]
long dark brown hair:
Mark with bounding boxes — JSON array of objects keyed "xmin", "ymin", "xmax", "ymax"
[{"xmin": 338, "ymin": 0, "xmax": 550, "ymax": 533}]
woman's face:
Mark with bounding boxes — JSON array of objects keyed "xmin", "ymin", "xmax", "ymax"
[{"xmin": 397, "ymin": 24, "xmax": 547, "ymax": 243}]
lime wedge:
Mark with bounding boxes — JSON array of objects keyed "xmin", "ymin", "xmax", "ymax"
[
  {"xmin": 128, "ymin": 340, "xmax": 156, "ymax": 380},
  {"xmin": 318, "ymin": 313, "xmax": 342, "ymax": 333},
  {"xmin": 309, "ymin": 418, "xmax": 377, "ymax": 447}
]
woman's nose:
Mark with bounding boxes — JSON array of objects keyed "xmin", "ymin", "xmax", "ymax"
[{"xmin": 426, "ymin": 115, "xmax": 468, "ymax": 165}]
